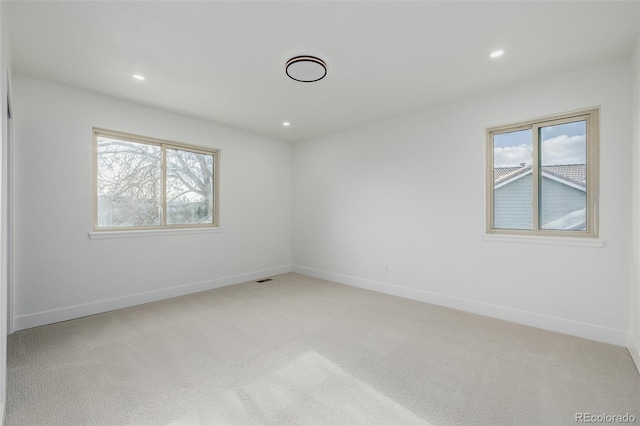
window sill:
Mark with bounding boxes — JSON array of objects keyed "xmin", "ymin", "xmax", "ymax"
[
  {"xmin": 88, "ymin": 227, "xmax": 223, "ymax": 240},
  {"xmin": 481, "ymin": 233, "xmax": 605, "ymax": 248}
]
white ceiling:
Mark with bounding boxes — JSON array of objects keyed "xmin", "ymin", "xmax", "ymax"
[{"xmin": 7, "ymin": 1, "xmax": 640, "ymax": 143}]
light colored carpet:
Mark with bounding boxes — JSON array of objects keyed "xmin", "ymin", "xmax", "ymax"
[{"xmin": 6, "ymin": 273, "xmax": 640, "ymax": 425}]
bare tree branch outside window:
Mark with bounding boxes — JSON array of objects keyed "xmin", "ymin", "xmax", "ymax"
[{"xmin": 96, "ymin": 133, "xmax": 216, "ymax": 229}]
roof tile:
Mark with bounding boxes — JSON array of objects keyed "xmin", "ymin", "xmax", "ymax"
[{"xmin": 494, "ymin": 164, "xmax": 586, "ymax": 187}]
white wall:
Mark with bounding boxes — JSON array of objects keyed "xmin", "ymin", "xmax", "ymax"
[
  {"xmin": 293, "ymin": 58, "xmax": 632, "ymax": 346},
  {"xmin": 0, "ymin": 2, "xmax": 7, "ymax": 423},
  {"xmin": 629, "ymin": 37, "xmax": 640, "ymax": 372},
  {"xmin": 0, "ymin": 0, "xmax": 11, "ymax": 420},
  {"xmin": 12, "ymin": 75, "xmax": 292, "ymax": 330}
]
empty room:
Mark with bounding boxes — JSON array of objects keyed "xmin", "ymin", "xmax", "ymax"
[{"xmin": 0, "ymin": 0, "xmax": 638, "ymax": 425}]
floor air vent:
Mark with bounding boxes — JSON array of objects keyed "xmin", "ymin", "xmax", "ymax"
[{"xmin": 256, "ymin": 278, "xmax": 273, "ymax": 283}]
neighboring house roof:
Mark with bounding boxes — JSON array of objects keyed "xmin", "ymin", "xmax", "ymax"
[
  {"xmin": 494, "ymin": 166, "xmax": 532, "ymax": 186},
  {"xmin": 542, "ymin": 164, "xmax": 586, "ymax": 187},
  {"xmin": 494, "ymin": 164, "xmax": 586, "ymax": 189},
  {"xmin": 493, "ymin": 166, "xmax": 525, "ymax": 183}
]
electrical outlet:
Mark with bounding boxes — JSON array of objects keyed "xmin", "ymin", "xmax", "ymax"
[
  {"xmin": 207, "ymin": 261, "xmax": 214, "ymax": 271},
  {"xmin": 383, "ymin": 264, "xmax": 389, "ymax": 274}
]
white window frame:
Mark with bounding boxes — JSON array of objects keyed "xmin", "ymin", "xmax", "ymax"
[
  {"xmin": 92, "ymin": 128, "xmax": 220, "ymax": 232},
  {"xmin": 486, "ymin": 108, "xmax": 599, "ymax": 238}
]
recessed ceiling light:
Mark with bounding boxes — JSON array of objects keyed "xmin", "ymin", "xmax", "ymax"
[
  {"xmin": 490, "ymin": 50, "xmax": 505, "ymax": 58},
  {"xmin": 133, "ymin": 74, "xmax": 145, "ymax": 80},
  {"xmin": 282, "ymin": 121, "xmax": 291, "ymax": 127},
  {"xmin": 286, "ymin": 56, "xmax": 327, "ymax": 83}
]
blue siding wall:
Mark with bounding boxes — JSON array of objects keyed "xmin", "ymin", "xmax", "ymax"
[
  {"xmin": 494, "ymin": 175, "xmax": 585, "ymax": 230},
  {"xmin": 540, "ymin": 178, "xmax": 586, "ymax": 229},
  {"xmin": 494, "ymin": 175, "xmax": 532, "ymax": 229}
]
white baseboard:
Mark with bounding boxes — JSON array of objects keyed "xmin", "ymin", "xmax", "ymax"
[
  {"xmin": 628, "ymin": 333, "xmax": 640, "ymax": 374},
  {"xmin": 13, "ymin": 265, "xmax": 292, "ymax": 331},
  {"xmin": 292, "ymin": 265, "xmax": 627, "ymax": 347}
]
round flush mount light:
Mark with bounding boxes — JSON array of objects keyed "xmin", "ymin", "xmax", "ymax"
[
  {"xmin": 490, "ymin": 50, "xmax": 505, "ymax": 58},
  {"xmin": 133, "ymin": 74, "xmax": 145, "ymax": 80},
  {"xmin": 282, "ymin": 121, "xmax": 291, "ymax": 127},
  {"xmin": 285, "ymin": 56, "xmax": 327, "ymax": 82}
]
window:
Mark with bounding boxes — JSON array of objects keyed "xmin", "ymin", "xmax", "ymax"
[
  {"xmin": 486, "ymin": 108, "xmax": 598, "ymax": 237},
  {"xmin": 93, "ymin": 129, "xmax": 218, "ymax": 231}
]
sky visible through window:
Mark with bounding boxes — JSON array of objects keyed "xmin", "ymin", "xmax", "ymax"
[{"xmin": 493, "ymin": 121, "xmax": 586, "ymax": 167}]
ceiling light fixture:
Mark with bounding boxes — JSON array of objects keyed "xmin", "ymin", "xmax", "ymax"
[
  {"xmin": 285, "ymin": 56, "xmax": 327, "ymax": 83},
  {"xmin": 490, "ymin": 50, "xmax": 505, "ymax": 58},
  {"xmin": 282, "ymin": 121, "xmax": 291, "ymax": 127},
  {"xmin": 133, "ymin": 74, "xmax": 145, "ymax": 80}
]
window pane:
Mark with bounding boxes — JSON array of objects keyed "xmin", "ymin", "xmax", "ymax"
[
  {"xmin": 166, "ymin": 148, "xmax": 214, "ymax": 225},
  {"xmin": 493, "ymin": 129, "xmax": 533, "ymax": 230},
  {"xmin": 539, "ymin": 120, "xmax": 587, "ymax": 231},
  {"xmin": 97, "ymin": 137, "xmax": 162, "ymax": 227}
]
